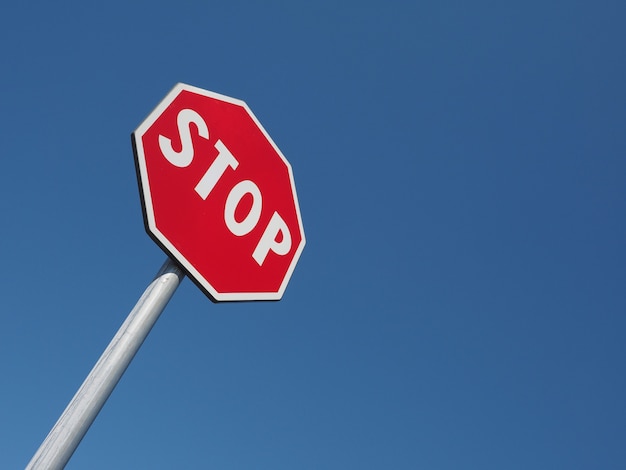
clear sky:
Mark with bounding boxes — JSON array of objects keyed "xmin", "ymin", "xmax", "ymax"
[{"xmin": 1, "ymin": 1, "xmax": 625, "ymax": 469}]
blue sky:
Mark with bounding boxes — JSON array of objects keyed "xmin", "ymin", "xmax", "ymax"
[{"xmin": 1, "ymin": 1, "xmax": 625, "ymax": 468}]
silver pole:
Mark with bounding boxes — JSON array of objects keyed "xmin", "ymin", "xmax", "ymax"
[{"xmin": 26, "ymin": 258, "xmax": 185, "ymax": 470}]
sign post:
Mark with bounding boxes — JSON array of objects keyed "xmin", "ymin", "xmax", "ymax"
[
  {"xmin": 27, "ymin": 83, "xmax": 305, "ymax": 468},
  {"xmin": 26, "ymin": 258, "xmax": 184, "ymax": 470}
]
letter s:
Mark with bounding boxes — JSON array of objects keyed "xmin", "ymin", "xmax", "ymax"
[{"xmin": 158, "ymin": 109, "xmax": 209, "ymax": 167}]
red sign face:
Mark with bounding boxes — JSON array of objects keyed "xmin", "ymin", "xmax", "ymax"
[{"xmin": 132, "ymin": 83, "xmax": 305, "ymax": 301}]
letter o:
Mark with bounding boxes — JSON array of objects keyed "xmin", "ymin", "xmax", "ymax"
[{"xmin": 224, "ymin": 180, "xmax": 262, "ymax": 236}]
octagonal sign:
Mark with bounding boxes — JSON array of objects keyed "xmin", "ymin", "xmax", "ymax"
[{"xmin": 132, "ymin": 83, "xmax": 305, "ymax": 301}]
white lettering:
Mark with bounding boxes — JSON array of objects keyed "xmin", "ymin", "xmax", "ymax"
[
  {"xmin": 253, "ymin": 212, "xmax": 292, "ymax": 266},
  {"xmin": 224, "ymin": 180, "xmax": 262, "ymax": 236},
  {"xmin": 158, "ymin": 109, "xmax": 209, "ymax": 168},
  {"xmin": 159, "ymin": 113, "xmax": 291, "ymax": 266},
  {"xmin": 195, "ymin": 140, "xmax": 239, "ymax": 200}
]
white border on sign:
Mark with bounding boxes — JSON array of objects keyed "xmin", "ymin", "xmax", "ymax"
[{"xmin": 132, "ymin": 83, "xmax": 306, "ymax": 302}]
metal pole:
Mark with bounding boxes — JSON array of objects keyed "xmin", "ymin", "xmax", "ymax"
[{"xmin": 26, "ymin": 257, "xmax": 185, "ymax": 470}]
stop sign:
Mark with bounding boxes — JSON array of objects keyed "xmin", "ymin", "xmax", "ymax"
[{"xmin": 132, "ymin": 83, "xmax": 305, "ymax": 301}]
